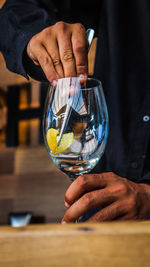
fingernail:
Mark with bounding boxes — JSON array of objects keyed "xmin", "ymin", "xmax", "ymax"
[
  {"xmin": 52, "ymin": 80, "xmax": 58, "ymax": 87},
  {"xmin": 61, "ymin": 221, "xmax": 67, "ymax": 224},
  {"xmin": 79, "ymin": 74, "xmax": 86, "ymax": 81},
  {"xmin": 64, "ymin": 201, "xmax": 70, "ymax": 208}
]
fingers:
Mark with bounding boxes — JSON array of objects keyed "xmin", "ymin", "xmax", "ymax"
[
  {"xmin": 56, "ymin": 23, "xmax": 76, "ymax": 77},
  {"xmin": 62, "ymin": 172, "xmax": 141, "ymax": 223},
  {"xmin": 27, "ymin": 22, "xmax": 88, "ymax": 82},
  {"xmin": 65, "ymin": 174, "xmax": 107, "ymax": 207},
  {"xmin": 27, "ymin": 36, "xmax": 59, "ymax": 82},
  {"xmin": 72, "ymin": 23, "xmax": 88, "ymax": 77},
  {"xmin": 86, "ymin": 201, "xmax": 127, "ymax": 222},
  {"xmin": 43, "ymin": 37, "xmax": 64, "ymax": 78},
  {"xmin": 62, "ymin": 187, "xmax": 114, "ymax": 223}
]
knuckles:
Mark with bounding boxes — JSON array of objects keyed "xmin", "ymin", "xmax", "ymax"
[
  {"xmin": 77, "ymin": 175, "xmax": 89, "ymax": 189},
  {"xmin": 119, "ymin": 183, "xmax": 128, "ymax": 195},
  {"xmin": 28, "ymin": 34, "xmax": 41, "ymax": 51},
  {"xmin": 62, "ymin": 49, "xmax": 73, "ymax": 62},
  {"xmin": 55, "ymin": 21, "xmax": 67, "ymax": 32},
  {"xmin": 73, "ymin": 23, "xmax": 86, "ymax": 33},
  {"xmin": 111, "ymin": 183, "xmax": 128, "ymax": 196},
  {"xmin": 73, "ymin": 42, "xmax": 87, "ymax": 55},
  {"xmin": 52, "ymin": 57, "xmax": 61, "ymax": 66},
  {"xmin": 126, "ymin": 196, "xmax": 137, "ymax": 210},
  {"xmin": 37, "ymin": 55, "xmax": 49, "ymax": 66},
  {"xmin": 54, "ymin": 21, "xmax": 85, "ymax": 34},
  {"xmin": 41, "ymin": 26, "xmax": 53, "ymax": 38},
  {"xmin": 81, "ymin": 193, "xmax": 95, "ymax": 208},
  {"xmin": 104, "ymin": 172, "xmax": 129, "ymax": 196}
]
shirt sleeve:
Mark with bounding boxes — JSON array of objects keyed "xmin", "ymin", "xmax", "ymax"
[
  {"xmin": 138, "ymin": 173, "xmax": 150, "ymax": 184},
  {"xmin": 0, "ymin": 0, "xmax": 57, "ymax": 80}
]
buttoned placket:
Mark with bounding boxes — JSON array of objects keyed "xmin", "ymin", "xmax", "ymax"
[{"xmin": 126, "ymin": 114, "xmax": 150, "ymax": 180}]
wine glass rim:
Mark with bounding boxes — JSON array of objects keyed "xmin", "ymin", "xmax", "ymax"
[
  {"xmin": 51, "ymin": 77, "xmax": 102, "ymax": 90},
  {"xmin": 55, "ymin": 76, "xmax": 101, "ymax": 82},
  {"xmin": 87, "ymin": 77, "xmax": 102, "ymax": 86}
]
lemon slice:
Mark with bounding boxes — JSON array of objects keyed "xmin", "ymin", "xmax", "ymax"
[
  {"xmin": 46, "ymin": 128, "xmax": 74, "ymax": 155},
  {"xmin": 55, "ymin": 132, "xmax": 74, "ymax": 155},
  {"xmin": 46, "ymin": 128, "xmax": 59, "ymax": 154}
]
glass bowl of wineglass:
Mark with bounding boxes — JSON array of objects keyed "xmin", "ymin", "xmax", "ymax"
[{"xmin": 43, "ymin": 76, "xmax": 109, "ymax": 182}]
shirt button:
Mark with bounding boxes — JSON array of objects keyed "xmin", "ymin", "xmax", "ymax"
[
  {"xmin": 131, "ymin": 161, "xmax": 138, "ymax": 169},
  {"xmin": 143, "ymin": 115, "xmax": 150, "ymax": 122}
]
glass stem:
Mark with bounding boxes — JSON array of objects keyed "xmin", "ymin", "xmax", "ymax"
[{"xmin": 68, "ymin": 174, "xmax": 79, "ymax": 183}]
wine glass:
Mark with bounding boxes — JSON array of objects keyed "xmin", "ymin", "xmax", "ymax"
[{"xmin": 43, "ymin": 77, "xmax": 109, "ymax": 182}]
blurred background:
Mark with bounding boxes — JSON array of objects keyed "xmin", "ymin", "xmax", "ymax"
[{"xmin": 0, "ymin": 0, "xmax": 97, "ymax": 225}]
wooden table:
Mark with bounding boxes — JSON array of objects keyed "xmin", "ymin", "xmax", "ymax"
[{"xmin": 0, "ymin": 222, "xmax": 150, "ymax": 266}]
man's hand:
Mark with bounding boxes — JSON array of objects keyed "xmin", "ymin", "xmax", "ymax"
[
  {"xmin": 27, "ymin": 22, "xmax": 88, "ymax": 82},
  {"xmin": 61, "ymin": 172, "xmax": 150, "ymax": 223}
]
